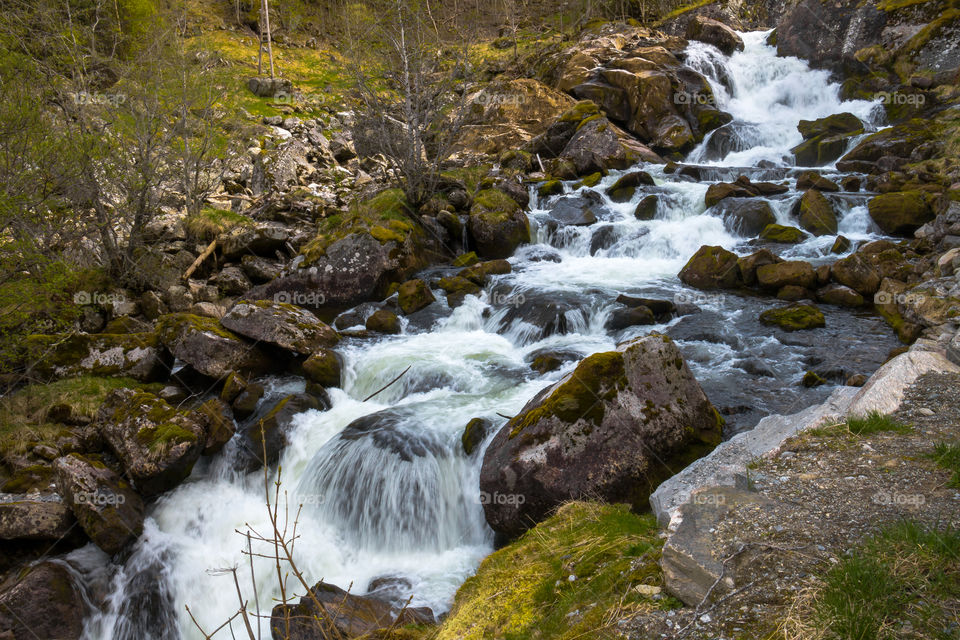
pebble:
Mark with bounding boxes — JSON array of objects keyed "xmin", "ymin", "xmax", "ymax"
[{"xmin": 918, "ymin": 407, "xmax": 935, "ymax": 416}]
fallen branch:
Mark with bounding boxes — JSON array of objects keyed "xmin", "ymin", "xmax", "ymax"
[
  {"xmin": 363, "ymin": 365, "xmax": 412, "ymax": 402},
  {"xmin": 183, "ymin": 239, "xmax": 218, "ymax": 281}
]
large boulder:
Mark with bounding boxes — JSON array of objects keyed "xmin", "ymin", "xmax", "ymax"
[
  {"xmin": 794, "ymin": 189, "xmax": 838, "ymax": 236},
  {"xmin": 686, "ymin": 16, "xmax": 744, "ymax": 55},
  {"xmin": 756, "ymin": 261, "xmax": 817, "ymax": 290},
  {"xmin": 96, "ymin": 389, "xmax": 206, "ymax": 497},
  {"xmin": 0, "ymin": 496, "xmax": 75, "ymax": 541},
  {"xmin": 831, "ymin": 252, "xmax": 881, "ymax": 295},
  {"xmin": 560, "ymin": 114, "xmax": 641, "ymax": 174},
  {"xmin": 479, "ymin": 334, "xmax": 724, "ymax": 537},
  {"xmin": 270, "ymin": 580, "xmax": 432, "ymax": 640},
  {"xmin": 791, "ymin": 113, "xmax": 864, "ymax": 166},
  {"xmin": 759, "ymin": 303, "xmax": 825, "ymax": 331},
  {"xmin": 468, "ymin": 189, "xmax": 530, "ymax": 259},
  {"xmin": 0, "ymin": 561, "xmax": 86, "ymax": 640},
  {"xmin": 714, "ymin": 198, "xmax": 776, "ymax": 237},
  {"xmin": 155, "ymin": 313, "xmax": 271, "ymax": 380},
  {"xmin": 221, "ymin": 300, "xmax": 340, "ymax": 355},
  {"xmin": 24, "ymin": 333, "xmax": 171, "ymax": 382},
  {"xmin": 54, "ymin": 453, "xmax": 144, "ymax": 555},
  {"xmin": 678, "ymin": 245, "xmax": 742, "ymax": 290},
  {"xmin": 220, "ymin": 222, "xmax": 292, "ymax": 260},
  {"xmin": 776, "ymin": 0, "xmax": 887, "ymax": 74},
  {"xmin": 868, "ymin": 191, "xmax": 934, "ymax": 235},
  {"xmin": 397, "ymin": 279, "xmax": 436, "ymax": 315}
]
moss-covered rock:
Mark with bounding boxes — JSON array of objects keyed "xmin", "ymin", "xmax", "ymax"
[
  {"xmin": 302, "ymin": 349, "xmax": 342, "ymax": 388},
  {"xmin": 242, "ymin": 393, "xmax": 323, "ymax": 469},
  {"xmin": 634, "ymin": 194, "xmax": 659, "ymax": 220},
  {"xmin": 54, "ymin": 453, "xmax": 144, "ymax": 555},
  {"xmin": 606, "ymin": 170, "xmax": 655, "ymax": 202},
  {"xmin": 24, "ymin": 333, "xmax": 171, "ymax": 383},
  {"xmin": 537, "ymin": 180, "xmax": 564, "ymax": 198},
  {"xmin": 796, "ymin": 171, "xmax": 840, "ymax": 192},
  {"xmin": 96, "ymin": 389, "xmax": 206, "ymax": 497},
  {"xmin": 461, "ymin": 417, "xmax": 493, "ymax": 456},
  {"xmin": 0, "ymin": 561, "xmax": 87, "ymax": 639},
  {"xmin": 795, "ymin": 189, "xmax": 839, "ymax": 236},
  {"xmin": 575, "ymin": 171, "xmax": 603, "ymax": 188},
  {"xmin": 467, "ymin": 189, "xmax": 530, "ymax": 259},
  {"xmin": 760, "ymin": 224, "xmax": 807, "ymax": 243},
  {"xmin": 365, "ymin": 309, "xmax": 401, "ymax": 334},
  {"xmin": 831, "ymin": 235, "xmax": 852, "ymax": 254},
  {"xmin": 678, "ymin": 245, "xmax": 742, "ymax": 290},
  {"xmin": 831, "ymin": 252, "xmax": 881, "ymax": 295},
  {"xmin": 759, "ymin": 303, "xmax": 826, "ymax": 331},
  {"xmin": 459, "ymin": 259, "xmax": 512, "ymax": 285},
  {"xmin": 0, "ymin": 497, "xmax": 74, "ymax": 541},
  {"xmin": 195, "ymin": 398, "xmax": 235, "ymax": 456},
  {"xmin": 499, "ymin": 149, "xmax": 532, "ymax": 171},
  {"xmin": 452, "ymin": 251, "xmax": 480, "ymax": 268},
  {"xmin": 397, "ymin": 279, "xmax": 436, "ymax": 315},
  {"xmin": 868, "ymin": 191, "xmax": 934, "ymax": 235},
  {"xmin": 756, "ymin": 260, "xmax": 817, "ymax": 290},
  {"xmin": 156, "ymin": 313, "xmax": 270, "ymax": 380},
  {"xmin": 738, "ymin": 249, "xmax": 783, "ymax": 287},
  {"xmin": 816, "ymin": 283, "xmax": 866, "ymax": 308},
  {"xmin": 220, "ymin": 300, "xmax": 340, "ymax": 356},
  {"xmin": 480, "ymin": 334, "xmax": 723, "ymax": 537}
]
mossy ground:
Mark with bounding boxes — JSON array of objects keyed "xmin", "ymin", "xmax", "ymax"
[
  {"xmin": 184, "ymin": 207, "xmax": 253, "ymax": 241},
  {"xmin": 436, "ymin": 502, "xmax": 678, "ymax": 640}
]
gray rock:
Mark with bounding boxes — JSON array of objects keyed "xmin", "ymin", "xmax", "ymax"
[
  {"xmin": 221, "ymin": 300, "xmax": 340, "ymax": 355},
  {"xmin": 24, "ymin": 333, "xmax": 172, "ymax": 383},
  {"xmin": 216, "ymin": 266, "xmax": 253, "ymax": 296},
  {"xmin": 846, "ymin": 349, "xmax": 960, "ymax": 417},
  {"xmin": 0, "ymin": 561, "xmax": 86, "ymax": 640},
  {"xmin": 947, "ymin": 330, "xmax": 960, "ymax": 367},
  {"xmin": 220, "ymin": 223, "xmax": 291, "ymax": 260},
  {"xmin": 0, "ymin": 495, "xmax": 75, "ymax": 540},
  {"xmin": 155, "ymin": 313, "xmax": 271, "ymax": 380}
]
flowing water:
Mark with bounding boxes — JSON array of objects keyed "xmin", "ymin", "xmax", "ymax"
[{"xmin": 74, "ymin": 30, "xmax": 901, "ymax": 638}]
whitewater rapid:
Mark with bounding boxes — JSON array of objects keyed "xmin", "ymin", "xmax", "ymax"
[{"xmin": 74, "ymin": 29, "xmax": 895, "ymax": 640}]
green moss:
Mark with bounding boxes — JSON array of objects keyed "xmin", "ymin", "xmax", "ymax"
[
  {"xmin": 759, "ymin": 304, "xmax": 825, "ymax": 331},
  {"xmin": 538, "ymin": 180, "xmax": 564, "ymax": 198},
  {"xmin": 559, "ymin": 100, "xmax": 600, "ymax": 124},
  {"xmin": 575, "ymin": 172, "xmax": 602, "ymax": 188},
  {"xmin": 436, "ymin": 502, "xmax": 677, "ymax": 640},
  {"xmin": 184, "ymin": 207, "xmax": 252, "ymax": 241},
  {"xmin": 509, "ymin": 351, "xmax": 627, "ymax": 438},
  {"xmin": 156, "ymin": 312, "xmax": 242, "ymax": 343},
  {"xmin": 135, "ymin": 421, "xmax": 199, "ymax": 450},
  {"xmin": 760, "ymin": 224, "xmax": 807, "ymax": 244},
  {"xmin": 452, "ymin": 252, "xmax": 479, "ymax": 268},
  {"xmin": 472, "ymin": 188, "xmax": 520, "ymax": 216}
]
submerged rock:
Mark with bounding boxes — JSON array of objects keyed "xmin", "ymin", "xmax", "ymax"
[{"xmin": 479, "ymin": 334, "xmax": 723, "ymax": 537}]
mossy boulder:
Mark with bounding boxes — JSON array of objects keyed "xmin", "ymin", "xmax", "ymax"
[
  {"xmin": 678, "ymin": 245, "xmax": 742, "ymax": 290},
  {"xmin": 606, "ymin": 170, "xmax": 655, "ymax": 202},
  {"xmin": 575, "ymin": 172, "xmax": 603, "ymax": 188},
  {"xmin": 867, "ymin": 191, "xmax": 934, "ymax": 235},
  {"xmin": 756, "ymin": 260, "xmax": 817, "ymax": 291},
  {"xmin": 452, "ymin": 251, "xmax": 480, "ymax": 268},
  {"xmin": 715, "ymin": 198, "xmax": 777, "ymax": 237},
  {"xmin": 537, "ymin": 180, "xmax": 564, "ymax": 198},
  {"xmin": 479, "ymin": 334, "xmax": 723, "ymax": 537},
  {"xmin": 792, "ymin": 113, "xmax": 863, "ymax": 166},
  {"xmin": 221, "ymin": 300, "xmax": 340, "ymax": 356},
  {"xmin": 0, "ymin": 561, "xmax": 87, "ymax": 639},
  {"xmin": 634, "ymin": 194, "xmax": 659, "ymax": 220},
  {"xmin": 437, "ymin": 275, "xmax": 483, "ymax": 307},
  {"xmin": 365, "ymin": 309, "xmax": 401, "ymax": 334},
  {"xmin": 96, "ymin": 389, "xmax": 206, "ymax": 497},
  {"xmin": 797, "ymin": 113, "xmax": 864, "ymax": 140},
  {"xmin": 195, "ymin": 398, "xmax": 236, "ymax": 456},
  {"xmin": 796, "ymin": 171, "xmax": 840, "ymax": 192},
  {"xmin": 156, "ymin": 313, "xmax": 270, "ymax": 380},
  {"xmin": 54, "ymin": 453, "xmax": 145, "ymax": 555},
  {"xmin": 737, "ymin": 249, "xmax": 783, "ymax": 287},
  {"xmin": 302, "ymin": 349, "xmax": 342, "ymax": 388},
  {"xmin": 560, "ymin": 115, "xmax": 643, "ymax": 175},
  {"xmin": 759, "ymin": 303, "xmax": 826, "ymax": 331},
  {"xmin": 24, "ymin": 333, "xmax": 172, "ymax": 383},
  {"xmin": 0, "ymin": 498, "xmax": 75, "ymax": 541},
  {"xmin": 462, "ymin": 417, "xmax": 494, "ymax": 456},
  {"xmin": 831, "ymin": 236, "xmax": 852, "ymax": 254},
  {"xmin": 831, "ymin": 252, "xmax": 881, "ymax": 295},
  {"xmin": 794, "ymin": 189, "xmax": 838, "ymax": 236},
  {"xmin": 242, "ymin": 393, "xmax": 324, "ymax": 469},
  {"xmin": 459, "ymin": 259, "xmax": 512, "ymax": 285},
  {"xmin": 397, "ymin": 279, "xmax": 436, "ymax": 315},
  {"xmin": 468, "ymin": 189, "xmax": 530, "ymax": 259},
  {"xmin": 816, "ymin": 283, "xmax": 865, "ymax": 308},
  {"xmin": 760, "ymin": 224, "xmax": 807, "ymax": 243}
]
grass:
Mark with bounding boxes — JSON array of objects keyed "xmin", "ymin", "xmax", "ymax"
[
  {"xmin": 435, "ymin": 501, "xmax": 679, "ymax": 640},
  {"xmin": 0, "ymin": 376, "xmax": 160, "ymax": 456},
  {"xmin": 184, "ymin": 206, "xmax": 253, "ymax": 241},
  {"xmin": 809, "ymin": 412, "xmax": 912, "ymax": 439},
  {"xmin": 792, "ymin": 520, "xmax": 960, "ymax": 640},
  {"xmin": 928, "ymin": 442, "xmax": 960, "ymax": 488}
]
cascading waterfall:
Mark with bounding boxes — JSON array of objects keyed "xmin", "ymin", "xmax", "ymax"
[{"xmin": 72, "ymin": 29, "xmax": 902, "ymax": 640}]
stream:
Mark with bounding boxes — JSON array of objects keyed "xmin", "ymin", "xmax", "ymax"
[{"xmin": 72, "ymin": 29, "xmax": 901, "ymax": 639}]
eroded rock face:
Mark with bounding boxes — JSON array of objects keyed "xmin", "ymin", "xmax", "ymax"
[
  {"xmin": 0, "ymin": 561, "xmax": 87, "ymax": 640},
  {"xmin": 54, "ymin": 453, "xmax": 144, "ymax": 555},
  {"xmin": 479, "ymin": 334, "xmax": 723, "ymax": 537},
  {"xmin": 221, "ymin": 300, "xmax": 340, "ymax": 355},
  {"xmin": 96, "ymin": 389, "xmax": 206, "ymax": 497},
  {"xmin": 776, "ymin": 0, "xmax": 888, "ymax": 74}
]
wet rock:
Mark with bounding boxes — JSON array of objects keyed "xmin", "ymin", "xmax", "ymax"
[
  {"xmin": 462, "ymin": 417, "xmax": 494, "ymax": 456},
  {"xmin": 756, "ymin": 261, "xmax": 816, "ymax": 291},
  {"xmin": 156, "ymin": 313, "xmax": 271, "ymax": 380},
  {"xmin": 759, "ymin": 303, "xmax": 825, "ymax": 331},
  {"xmin": 538, "ymin": 180, "xmax": 564, "ymax": 198},
  {"xmin": 794, "ymin": 189, "xmax": 838, "ymax": 236},
  {"xmin": 24, "ymin": 333, "xmax": 172, "ymax": 383},
  {"xmin": 54, "ymin": 453, "xmax": 144, "ymax": 555},
  {"xmin": 270, "ymin": 579, "xmax": 431, "ymax": 640},
  {"xmin": 0, "ymin": 497, "xmax": 74, "ymax": 541},
  {"xmin": 796, "ymin": 171, "xmax": 840, "ymax": 192},
  {"xmin": 678, "ymin": 245, "xmax": 742, "ymax": 290},
  {"xmin": 816, "ymin": 283, "xmax": 865, "ymax": 307},
  {"xmin": 459, "ymin": 259, "xmax": 512, "ymax": 285},
  {"xmin": 616, "ymin": 295, "xmax": 676, "ymax": 317},
  {"xmin": 221, "ymin": 300, "xmax": 340, "ymax": 355},
  {"xmin": 546, "ymin": 195, "xmax": 600, "ymax": 227},
  {"xmin": 841, "ymin": 176, "xmax": 861, "ymax": 192},
  {"xmin": 634, "ymin": 194, "xmax": 659, "ymax": 220},
  {"xmin": 232, "ymin": 381, "xmax": 265, "ymax": 421},
  {"xmin": 468, "ymin": 189, "xmax": 530, "ymax": 259},
  {"xmin": 686, "ymin": 16, "xmax": 744, "ymax": 55},
  {"xmin": 480, "ymin": 334, "xmax": 723, "ymax": 537},
  {"xmin": 760, "ymin": 224, "xmax": 806, "ymax": 243},
  {"xmin": 195, "ymin": 398, "xmax": 236, "ymax": 456},
  {"xmin": 96, "ymin": 389, "xmax": 205, "ymax": 497},
  {"xmin": 605, "ymin": 305, "xmax": 656, "ymax": 331},
  {"xmin": 302, "ymin": 349, "xmax": 342, "ymax": 388},
  {"xmin": 831, "ymin": 253, "xmax": 881, "ymax": 295},
  {"xmin": 737, "ymin": 249, "xmax": 782, "ymax": 287},
  {"xmin": 830, "ymin": 236, "xmax": 852, "ymax": 254},
  {"xmin": 714, "ymin": 198, "xmax": 776, "ymax": 237},
  {"xmin": 0, "ymin": 561, "xmax": 86, "ymax": 640},
  {"xmin": 365, "ymin": 309, "xmax": 401, "ymax": 334},
  {"xmin": 243, "ymin": 394, "xmax": 324, "ymax": 468},
  {"xmin": 777, "ymin": 285, "xmax": 814, "ymax": 301},
  {"xmin": 606, "ymin": 170, "xmax": 655, "ymax": 202},
  {"xmin": 867, "ymin": 191, "xmax": 934, "ymax": 236}
]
